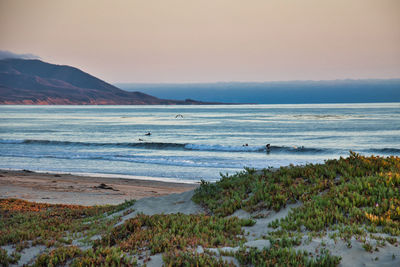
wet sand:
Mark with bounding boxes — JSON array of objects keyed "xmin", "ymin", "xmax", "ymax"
[{"xmin": 0, "ymin": 169, "xmax": 197, "ymax": 206}]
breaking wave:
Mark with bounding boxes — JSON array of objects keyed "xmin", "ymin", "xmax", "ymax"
[{"xmin": 0, "ymin": 138, "xmax": 329, "ymax": 154}]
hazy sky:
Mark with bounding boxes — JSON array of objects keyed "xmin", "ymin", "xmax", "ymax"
[{"xmin": 1, "ymin": 0, "xmax": 399, "ymax": 83}]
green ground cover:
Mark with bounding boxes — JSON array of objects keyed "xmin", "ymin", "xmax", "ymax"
[
  {"xmin": 98, "ymin": 213, "xmax": 254, "ymax": 254},
  {"xmin": 0, "ymin": 198, "xmax": 134, "ymax": 249},
  {"xmin": 193, "ymin": 152, "xmax": 400, "ymax": 253},
  {"xmin": 233, "ymin": 247, "xmax": 340, "ymax": 267},
  {"xmin": 193, "ymin": 152, "xmax": 400, "ymax": 217}
]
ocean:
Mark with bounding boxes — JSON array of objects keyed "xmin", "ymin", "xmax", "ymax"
[{"xmin": 1, "ymin": 103, "xmax": 399, "ymax": 183}]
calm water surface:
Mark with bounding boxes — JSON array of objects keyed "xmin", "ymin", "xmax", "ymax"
[{"xmin": 1, "ymin": 103, "xmax": 399, "ymax": 182}]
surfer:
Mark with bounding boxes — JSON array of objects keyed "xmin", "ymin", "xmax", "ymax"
[
  {"xmin": 138, "ymin": 138, "xmax": 144, "ymax": 141},
  {"xmin": 145, "ymin": 132, "xmax": 151, "ymax": 136},
  {"xmin": 266, "ymin": 144, "xmax": 271, "ymax": 154},
  {"xmin": 243, "ymin": 143, "xmax": 248, "ymax": 147}
]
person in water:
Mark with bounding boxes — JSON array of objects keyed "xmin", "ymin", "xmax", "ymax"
[
  {"xmin": 266, "ymin": 144, "xmax": 271, "ymax": 150},
  {"xmin": 145, "ymin": 132, "xmax": 151, "ymax": 136}
]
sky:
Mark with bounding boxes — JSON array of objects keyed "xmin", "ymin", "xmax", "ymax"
[{"xmin": 0, "ymin": 0, "xmax": 399, "ymax": 83}]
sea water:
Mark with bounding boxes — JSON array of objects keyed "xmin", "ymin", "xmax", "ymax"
[{"xmin": 0, "ymin": 103, "xmax": 399, "ymax": 183}]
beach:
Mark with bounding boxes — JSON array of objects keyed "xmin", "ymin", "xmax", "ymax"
[
  {"xmin": 0, "ymin": 169, "xmax": 197, "ymax": 206},
  {"xmin": 1, "ymin": 155, "xmax": 400, "ymax": 266}
]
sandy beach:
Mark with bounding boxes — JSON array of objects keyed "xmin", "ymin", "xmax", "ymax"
[{"xmin": 0, "ymin": 169, "xmax": 197, "ymax": 206}]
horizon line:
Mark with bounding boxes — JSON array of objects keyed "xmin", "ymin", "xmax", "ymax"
[{"xmin": 114, "ymin": 78, "xmax": 400, "ymax": 85}]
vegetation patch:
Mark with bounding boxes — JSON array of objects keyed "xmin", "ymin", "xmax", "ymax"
[
  {"xmin": 31, "ymin": 246, "xmax": 137, "ymax": 267},
  {"xmin": 29, "ymin": 213, "xmax": 254, "ymax": 266},
  {"xmin": 194, "ymin": 152, "xmax": 400, "ymax": 255},
  {"xmin": 193, "ymin": 152, "xmax": 400, "ymax": 217},
  {"xmin": 271, "ymin": 171, "xmax": 400, "ymax": 234},
  {"xmin": 0, "ymin": 247, "xmax": 20, "ymax": 267},
  {"xmin": 98, "ymin": 213, "xmax": 254, "ymax": 254},
  {"xmin": 233, "ymin": 247, "xmax": 341, "ymax": 267},
  {"xmin": 0, "ymin": 198, "xmax": 134, "ymax": 248},
  {"xmin": 0, "ymin": 198, "xmax": 134, "ymax": 266},
  {"xmin": 163, "ymin": 251, "xmax": 235, "ymax": 266}
]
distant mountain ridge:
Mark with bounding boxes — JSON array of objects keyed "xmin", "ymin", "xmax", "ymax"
[{"xmin": 0, "ymin": 58, "xmax": 208, "ymax": 105}]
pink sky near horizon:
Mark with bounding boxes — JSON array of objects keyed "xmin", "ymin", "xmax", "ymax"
[{"xmin": 0, "ymin": 0, "xmax": 399, "ymax": 83}]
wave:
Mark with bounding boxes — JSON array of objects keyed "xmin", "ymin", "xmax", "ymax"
[
  {"xmin": 368, "ymin": 148, "xmax": 400, "ymax": 154},
  {"xmin": 0, "ymin": 138, "xmax": 330, "ymax": 154},
  {"xmin": 0, "ymin": 139, "xmax": 184, "ymax": 149},
  {"xmin": 0, "ymin": 153, "xmax": 246, "ymax": 169},
  {"xmin": 184, "ymin": 143, "xmax": 327, "ymax": 153}
]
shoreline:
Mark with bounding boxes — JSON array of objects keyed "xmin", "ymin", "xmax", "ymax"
[
  {"xmin": 0, "ymin": 169, "xmax": 197, "ymax": 206},
  {"xmin": 0, "ymin": 168, "xmax": 200, "ymax": 184}
]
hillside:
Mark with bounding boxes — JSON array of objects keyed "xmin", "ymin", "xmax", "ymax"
[{"xmin": 0, "ymin": 58, "xmax": 206, "ymax": 105}]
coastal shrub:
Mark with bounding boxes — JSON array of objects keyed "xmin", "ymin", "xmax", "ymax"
[
  {"xmin": 266, "ymin": 231, "xmax": 303, "ymax": 248},
  {"xmin": 32, "ymin": 246, "xmax": 82, "ymax": 267},
  {"xmin": 163, "ymin": 251, "xmax": 235, "ymax": 266},
  {"xmin": 274, "ymin": 171, "xmax": 400, "ymax": 236},
  {"xmin": 0, "ymin": 199, "xmax": 135, "ymax": 247},
  {"xmin": 31, "ymin": 246, "xmax": 137, "ymax": 267},
  {"xmin": 71, "ymin": 246, "xmax": 136, "ymax": 267},
  {"xmin": 233, "ymin": 247, "xmax": 341, "ymax": 267},
  {"xmin": 193, "ymin": 152, "xmax": 400, "ymax": 217},
  {"xmin": 194, "ymin": 153, "xmax": 400, "ymax": 253},
  {"xmin": 0, "ymin": 248, "xmax": 20, "ymax": 267},
  {"xmin": 194, "ymin": 172, "xmax": 251, "ymax": 215},
  {"xmin": 98, "ymin": 213, "xmax": 254, "ymax": 254}
]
